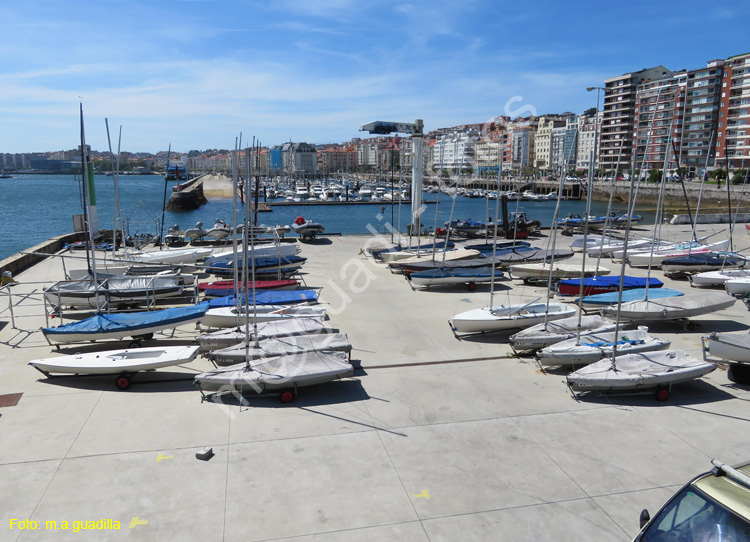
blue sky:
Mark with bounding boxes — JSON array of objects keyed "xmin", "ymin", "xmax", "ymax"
[{"xmin": 1, "ymin": 0, "xmax": 749, "ymax": 154}]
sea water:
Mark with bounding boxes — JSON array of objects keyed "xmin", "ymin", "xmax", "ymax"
[{"xmin": 0, "ymin": 174, "xmax": 656, "ymax": 261}]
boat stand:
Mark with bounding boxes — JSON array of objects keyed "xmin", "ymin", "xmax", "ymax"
[
  {"xmin": 565, "ymin": 380, "xmax": 673, "ymax": 402},
  {"xmin": 195, "ymin": 381, "xmax": 299, "ymax": 404}
]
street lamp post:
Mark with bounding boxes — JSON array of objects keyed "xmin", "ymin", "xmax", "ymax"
[{"xmin": 587, "ymin": 86, "xmax": 605, "ymax": 181}]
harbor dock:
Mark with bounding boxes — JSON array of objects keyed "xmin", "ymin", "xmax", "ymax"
[{"xmin": 1, "ymin": 224, "xmax": 749, "ymax": 541}]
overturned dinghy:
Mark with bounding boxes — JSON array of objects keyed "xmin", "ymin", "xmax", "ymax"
[
  {"xmin": 566, "ymin": 350, "xmax": 716, "ymax": 398},
  {"xmin": 536, "ymin": 326, "xmax": 671, "ymax": 367},
  {"xmin": 600, "ymin": 292, "xmax": 735, "ymax": 321},
  {"xmin": 207, "ymin": 333, "xmax": 352, "ymax": 365},
  {"xmin": 194, "ymin": 351, "xmax": 354, "ymax": 401},
  {"xmin": 509, "ymin": 315, "xmax": 619, "ymax": 353},
  {"xmin": 197, "ymin": 318, "xmax": 334, "ymax": 351}
]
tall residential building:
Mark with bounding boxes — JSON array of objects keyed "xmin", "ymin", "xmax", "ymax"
[
  {"xmin": 533, "ymin": 116, "xmax": 564, "ymax": 171},
  {"xmin": 717, "ymin": 52, "xmax": 750, "ymax": 170},
  {"xmin": 562, "ymin": 116, "xmax": 579, "ymax": 169},
  {"xmin": 510, "ymin": 117, "xmax": 537, "ymax": 171},
  {"xmin": 633, "ymin": 71, "xmax": 687, "ymax": 173},
  {"xmin": 280, "ymin": 142, "xmax": 317, "ymax": 174},
  {"xmin": 600, "ymin": 66, "xmax": 673, "ymax": 172},
  {"xmin": 681, "ymin": 60, "xmax": 724, "ymax": 176},
  {"xmin": 551, "ymin": 125, "xmax": 568, "ymax": 172},
  {"xmin": 432, "ymin": 132, "xmax": 476, "ymax": 171}
]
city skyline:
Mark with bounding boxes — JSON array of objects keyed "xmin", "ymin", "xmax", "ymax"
[{"xmin": 2, "ymin": 1, "xmax": 749, "ymax": 154}]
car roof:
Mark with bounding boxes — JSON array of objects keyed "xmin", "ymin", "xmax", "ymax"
[{"xmin": 693, "ymin": 461, "xmax": 750, "ymax": 521}]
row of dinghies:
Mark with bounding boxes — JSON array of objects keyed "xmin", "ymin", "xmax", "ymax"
[{"xmin": 30, "ymin": 231, "xmax": 354, "ymax": 397}]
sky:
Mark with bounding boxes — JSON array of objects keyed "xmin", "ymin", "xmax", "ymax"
[{"xmin": 1, "ymin": 0, "xmax": 749, "ymax": 155}]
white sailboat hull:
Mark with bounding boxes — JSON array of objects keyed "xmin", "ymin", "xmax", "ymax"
[
  {"xmin": 201, "ymin": 305, "xmax": 327, "ymax": 329},
  {"xmin": 566, "ymin": 350, "xmax": 716, "ymax": 392},
  {"xmin": 451, "ymin": 303, "xmax": 577, "ymax": 333},
  {"xmin": 705, "ymin": 332, "xmax": 750, "ymax": 363},
  {"xmin": 29, "ymin": 345, "xmax": 201, "ymax": 375},
  {"xmin": 690, "ymin": 269, "xmax": 750, "ymax": 287},
  {"xmin": 724, "ymin": 278, "xmax": 750, "ymax": 296}
]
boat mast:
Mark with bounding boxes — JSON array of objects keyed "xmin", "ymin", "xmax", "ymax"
[
  {"xmin": 610, "ymin": 152, "xmax": 640, "ymax": 367},
  {"xmin": 105, "ymin": 119, "xmax": 125, "ymax": 254},
  {"xmin": 159, "ymin": 144, "xmax": 171, "ymax": 249},
  {"xmin": 488, "ymin": 142, "xmax": 503, "ymax": 308},
  {"xmin": 79, "ymin": 103, "xmax": 101, "ymax": 310}
]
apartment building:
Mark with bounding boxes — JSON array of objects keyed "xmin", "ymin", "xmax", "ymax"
[
  {"xmin": 600, "ymin": 65, "xmax": 673, "ymax": 173},
  {"xmin": 717, "ymin": 52, "xmax": 750, "ymax": 170},
  {"xmin": 678, "ymin": 60, "xmax": 725, "ymax": 176},
  {"xmin": 432, "ymin": 132, "xmax": 477, "ymax": 171},
  {"xmin": 510, "ymin": 117, "xmax": 537, "ymax": 171},
  {"xmin": 633, "ymin": 71, "xmax": 687, "ymax": 173},
  {"xmin": 317, "ymin": 145, "xmax": 356, "ymax": 173}
]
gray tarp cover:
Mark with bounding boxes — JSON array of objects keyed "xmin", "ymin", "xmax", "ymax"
[{"xmin": 208, "ymin": 333, "xmax": 352, "ymax": 364}]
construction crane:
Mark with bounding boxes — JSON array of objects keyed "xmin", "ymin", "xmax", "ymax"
[{"xmin": 360, "ymin": 119, "xmax": 424, "ymax": 234}]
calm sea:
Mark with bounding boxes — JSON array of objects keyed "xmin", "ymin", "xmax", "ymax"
[{"xmin": 0, "ymin": 174, "xmax": 657, "ymax": 261}]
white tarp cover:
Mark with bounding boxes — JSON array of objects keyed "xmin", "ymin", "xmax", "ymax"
[
  {"xmin": 194, "ymin": 351, "xmax": 353, "ymax": 392},
  {"xmin": 208, "ymin": 333, "xmax": 352, "ymax": 365}
]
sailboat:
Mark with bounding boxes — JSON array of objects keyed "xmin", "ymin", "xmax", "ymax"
[
  {"xmin": 450, "ymin": 156, "xmax": 576, "ymax": 335},
  {"xmin": 567, "ymin": 115, "xmax": 716, "ymax": 399},
  {"xmin": 194, "ymin": 141, "xmax": 351, "ymax": 402},
  {"xmin": 206, "ymin": 333, "xmax": 352, "ymax": 365},
  {"xmin": 536, "ymin": 326, "xmax": 670, "ymax": 367},
  {"xmin": 509, "ymin": 314, "xmax": 618, "ymax": 353},
  {"xmin": 197, "ymin": 318, "xmax": 334, "ymax": 351},
  {"xmin": 702, "ymin": 332, "xmax": 750, "ymax": 384}
]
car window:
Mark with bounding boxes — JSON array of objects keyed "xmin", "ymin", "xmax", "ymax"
[{"xmin": 642, "ymin": 488, "xmax": 750, "ymax": 542}]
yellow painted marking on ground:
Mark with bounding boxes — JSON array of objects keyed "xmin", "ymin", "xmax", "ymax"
[
  {"xmin": 413, "ymin": 490, "xmax": 430, "ymax": 499},
  {"xmin": 156, "ymin": 453, "xmax": 173, "ymax": 463},
  {"xmin": 129, "ymin": 517, "xmax": 148, "ymax": 528}
]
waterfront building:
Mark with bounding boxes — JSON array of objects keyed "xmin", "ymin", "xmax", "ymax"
[
  {"xmin": 510, "ymin": 118, "xmax": 537, "ymax": 171},
  {"xmin": 317, "ymin": 145, "xmax": 356, "ymax": 174},
  {"xmin": 634, "ymin": 71, "xmax": 687, "ymax": 174},
  {"xmin": 474, "ymin": 137, "xmax": 502, "ymax": 175},
  {"xmin": 399, "ymin": 138, "xmax": 413, "ymax": 170},
  {"xmin": 432, "ymin": 132, "xmax": 477, "ymax": 172},
  {"xmin": 551, "ymin": 125, "xmax": 568, "ymax": 173},
  {"xmin": 533, "ymin": 116, "xmax": 565, "ymax": 172},
  {"xmin": 682, "ymin": 60, "xmax": 724, "ymax": 177},
  {"xmin": 576, "ymin": 112, "xmax": 601, "ymax": 172},
  {"xmin": 717, "ymin": 52, "xmax": 750, "ymax": 171},
  {"xmin": 562, "ymin": 116, "xmax": 579, "ymax": 170},
  {"xmin": 280, "ymin": 142, "xmax": 317, "ymax": 175},
  {"xmin": 600, "ymin": 65, "xmax": 673, "ymax": 173}
]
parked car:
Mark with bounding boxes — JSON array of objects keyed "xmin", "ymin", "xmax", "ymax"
[{"xmin": 633, "ymin": 459, "xmax": 750, "ymax": 541}]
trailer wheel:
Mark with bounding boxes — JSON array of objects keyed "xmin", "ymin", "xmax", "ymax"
[
  {"xmin": 655, "ymin": 386, "xmax": 669, "ymax": 402},
  {"xmin": 134, "ymin": 333, "xmax": 154, "ymax": 341},
  {"xmin": 128, "ymin": 341, "xmax": 142, "ymax": 349},
  {"xmin": 116, "ymin": 374, "xmax": 131, "ymax": 390},
  {"xmin": 280, "ymin": 390, "xmax": 295, "ymax": 403},
  {"xmin": 467, "ymin": 282, "xmax": 477, "ymax": 291},
  {"xmin": 727, "ymin": 363, "xmax": 750, "ymax": 385}
]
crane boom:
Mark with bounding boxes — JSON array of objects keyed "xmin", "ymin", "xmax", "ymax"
[{"xmin": 359, "ymin": 121, "xmax": 421, "ymax": 135}]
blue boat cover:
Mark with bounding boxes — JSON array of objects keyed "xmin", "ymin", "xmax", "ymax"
[
  {"xmin": 580, "ymin": 288, "xmax": 683, "ymax": 306},
  {"xmin": 42, "ymin": 302, "xmax": 209, "ymax": 336},
  {"xmin": 207, "ymin": 290, "xmax": 318, "ymax": 308},
  {"xmin": 559, "ymin": 276, "xmax": 663, "ymax": 290}
]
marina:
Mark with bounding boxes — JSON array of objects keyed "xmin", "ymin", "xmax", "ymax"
[{"xmin": 1, "ymin": 217, "xmax": 750, "ymax": 541}]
